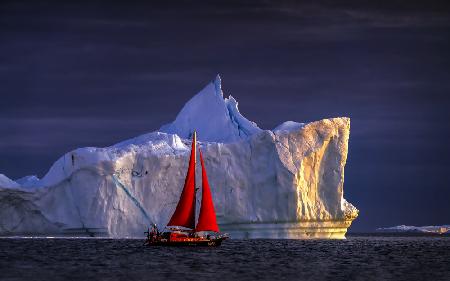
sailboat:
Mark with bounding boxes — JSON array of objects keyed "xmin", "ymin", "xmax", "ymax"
[{"xmin": 144, "ymin": 131, "xmax": 228, "ymax": 246}]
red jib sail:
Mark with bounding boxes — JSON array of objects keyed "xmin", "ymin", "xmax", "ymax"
[
  {"xmin": 195, "ymin": 149, "xmax": 220, "ymax": 232},
  {"xmin": 167, "ymin": 132, "xmax": 197, "ymax": 229}
]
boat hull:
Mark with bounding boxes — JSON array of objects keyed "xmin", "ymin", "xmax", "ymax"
[{"xmin": 146, "ymin": 237, "xmax": 226, "ymax": 247}]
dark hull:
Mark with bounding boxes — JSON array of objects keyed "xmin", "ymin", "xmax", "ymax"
[{"xmin": 146, "ymin": 237, "xmax": 226, "ymax": 247}]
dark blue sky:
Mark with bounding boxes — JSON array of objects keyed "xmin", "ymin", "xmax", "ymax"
[{"xmin": 1, "ymin": 1, "xmax": 450, "ymax": 231}]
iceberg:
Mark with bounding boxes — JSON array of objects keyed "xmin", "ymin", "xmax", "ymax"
[
  {"xmin": 0, "ymin": 174, "xmax": 20, "ymax": 189},
  {"xmin": 0, "ymin": 75, "xmax": 358, "ymax": 239},
  {"xmin": 160, "ymin": 75, "xmax": 262, "ymax": 142},
  {"xmin": 377, "ymin": 225, "xmax": 450, "ymax": 234}
]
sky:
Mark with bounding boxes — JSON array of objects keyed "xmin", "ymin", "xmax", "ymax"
[{"xmin": 1, "ymin": 0, "xmax": 450, "ymax": 232}]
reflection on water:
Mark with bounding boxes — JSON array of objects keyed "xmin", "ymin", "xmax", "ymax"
[{"xmin": 0, "ymin": 236, "xmax": 449, "ymax": 281}]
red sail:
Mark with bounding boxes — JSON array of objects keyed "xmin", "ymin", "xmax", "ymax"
[
  {"xmin": 195, "ymin": 149, "xmax": 220, "ymax": 232},
  {"xmin": 167, "ymin": 133, "xmax": 197, "ymax": 229}
]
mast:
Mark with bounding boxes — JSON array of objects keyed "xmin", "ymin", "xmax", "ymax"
[
  {"xmin": 167, "ymin": 131, "xmax": 197, "ymax": 229},
  {"xmin": 195, "ymin": 149, "xmax": 220, "ymax": 233},
  {"xmin": 193, "ymin": 131, "xmax": 196, "ymax": 164}
]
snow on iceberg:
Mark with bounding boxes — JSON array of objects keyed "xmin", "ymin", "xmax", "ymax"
[
  {"xmin": 0, "ymin": 75, "xmax": 358, "ymax": 239},
  {"xmin": 15, "ymin": 175, "xmax": 41, "ymax": 189},
  {"xmin": 273, "ymin": 121, "xmax": 305, "ymax": 133}
]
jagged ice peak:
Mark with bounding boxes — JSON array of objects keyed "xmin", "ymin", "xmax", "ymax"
[{"xmin": 160, "ymin": 74, "xmax": 262, "ymax": 143}]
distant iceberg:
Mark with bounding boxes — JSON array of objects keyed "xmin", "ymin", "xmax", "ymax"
[
  {"xmin": 377, "ymin": 225, "xmax": 450, "ymax": 234},
  {"xmin": 0, "ymin": 75, "xmax": 358, "ymax": 239}
]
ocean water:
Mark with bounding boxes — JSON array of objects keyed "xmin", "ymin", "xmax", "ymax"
[{"xmin": 1, "ymin": 236, "xmax": 449, "ymax": 281}]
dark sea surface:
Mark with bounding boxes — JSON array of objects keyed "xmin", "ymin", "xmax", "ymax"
[{"xmin": 1, "ymin": 236, "xmax": 449, "ymax": 281}]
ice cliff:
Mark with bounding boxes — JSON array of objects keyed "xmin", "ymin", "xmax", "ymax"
[{"xmin": 0, "ymin": 75, "xmax": 358, "ymax": 239}]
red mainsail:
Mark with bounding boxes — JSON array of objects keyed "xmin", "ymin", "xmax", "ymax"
[
  {"xmin": 195, "ymin": 149, "xmax": 220, "ymax": 232},
  {"xmin": 167, "ymin": 132, "xmax": 197, "ymax": 229}
]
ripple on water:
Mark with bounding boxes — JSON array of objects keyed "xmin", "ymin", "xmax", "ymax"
[{"xmin": 0, "ymin": 236, "xmax": 449, "ymax": 281}]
